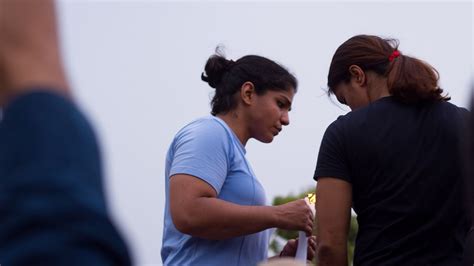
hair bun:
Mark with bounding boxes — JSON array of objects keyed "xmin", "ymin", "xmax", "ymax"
[{"xmin": 201, "ymin": 55, "xmax": 234, "ymax": 88}]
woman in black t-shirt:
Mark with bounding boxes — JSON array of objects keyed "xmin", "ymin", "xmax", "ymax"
[{"xmin": 314, "ymin": 34, "xmax": 470, "ymax": 266}]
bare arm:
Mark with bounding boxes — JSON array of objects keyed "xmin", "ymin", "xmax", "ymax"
[
  {"xmin": 170, "ymin": 174, "xmax": 314, "ymax": 240},
  {"xmin": 315, "ymin": 177, "xmax": 352, "ymax": 266},
  {"xmin": 0, "ymin": 1, "xmax": 131, "ymax": 264},
  {"xmin": 0, "ymin": 0, "xmax": 69, "ymax": 105}
]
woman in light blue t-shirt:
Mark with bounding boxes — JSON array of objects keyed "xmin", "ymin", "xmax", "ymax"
[{"xmin": 162, "ymin": 51, "xmax": 315, "ymax": 266}]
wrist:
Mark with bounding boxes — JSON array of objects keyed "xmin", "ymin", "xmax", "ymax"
[{"xmin": 270, "ymin": 205, "xmax": 282, "ymax": 228}]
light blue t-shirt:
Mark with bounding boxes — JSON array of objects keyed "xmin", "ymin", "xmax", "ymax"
[{"xmin": 161, "ymin": 116, "xmax": 271, "ymax": 266}]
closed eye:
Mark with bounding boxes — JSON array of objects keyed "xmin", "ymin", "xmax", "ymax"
[
  {"xmin": 277, "ymin": 98, "xmax": 292, "ymax": 111},
  {"xmin": 277, "ymin": 100, "xmax": 285, "ymax": 108}
]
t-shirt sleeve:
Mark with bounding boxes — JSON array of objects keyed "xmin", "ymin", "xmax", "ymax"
[
  {"xmin": 169, "ymin": 120, "xmax": 229, "ymax": 194},
  {"xmin": 0, "ymin": 90, "xmax": 131, "ymax": 265},
  {"xmin": 314, "ymin": 119, "xmax": 351, "ymax": 183}
]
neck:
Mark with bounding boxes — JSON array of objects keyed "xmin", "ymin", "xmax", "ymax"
[
  {"xmin": 216, "ymin": 111, "xmax": 249, "ymax": 146},
  {"xmin": 366, "ymin": 73, "xmax": 391, "ymax": 102}
]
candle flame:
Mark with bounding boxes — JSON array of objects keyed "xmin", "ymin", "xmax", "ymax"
[{"xmin": 307, "ymin": 193, "xmax": 316, "ymax": 204}]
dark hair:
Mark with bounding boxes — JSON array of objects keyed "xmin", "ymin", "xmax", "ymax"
[
  {"xmin": 201, "ymin": 52, "xmax": 297, "ymax": 115},
  {"xmin": 327, "ymin": 34, "xmax": 450, "ymax": 103}
]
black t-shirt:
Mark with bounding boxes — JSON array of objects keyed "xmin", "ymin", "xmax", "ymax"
[{"xmin": 314, "ymin": 96, "xmax": 470, "ymax": 266}]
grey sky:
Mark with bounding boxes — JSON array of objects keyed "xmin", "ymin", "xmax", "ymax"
[{"xmin": 57, "ymin": 1, "xmax": 472, "ymax": 265}]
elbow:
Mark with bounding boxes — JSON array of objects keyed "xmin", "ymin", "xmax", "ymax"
[
  {"xmin": 172, "ymin": 211, "xmax": 214, "ymax": 238},
  {"xmin": 316, "ymin": 243, "xmax": 335, "ymax": 262},
  {"xmin": 171, "ymin": 212, "xmax": 228, "ymax": 240},
  {"xmin": 170, "ymin": 199, "xmax": 202, "ymax": 235},
  {"xmin": 172, "ymin": 213, "xmax": 196, "ymax": 235},
  {"xmin": 316, "ymin": 240, "xmax": 347, "ymax": 266}
]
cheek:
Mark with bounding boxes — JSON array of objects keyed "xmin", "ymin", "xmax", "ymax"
[
  {"xmin": 271, "ymin": 106, "xmax": 281, "ymax": 117},
  {"xmin": 271, "ymin": 102, "xmax": 284, "ymax": 115},
  {"xmin": 260, "ymin": 103, "xmax": 278, "ymax": 118}
]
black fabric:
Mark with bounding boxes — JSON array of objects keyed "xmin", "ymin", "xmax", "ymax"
[
  {"xmin": 314, "ymin": 96, "xmax": 470, "ymax": 266},
  {"xmin": 463, "ymin": 95, "xmax": 474, "ymax": 265},
  {"xmin": 462, "ymin": 227, "xmax": 474, "ymax": 266}
]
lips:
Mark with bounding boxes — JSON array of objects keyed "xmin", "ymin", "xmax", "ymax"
[{"xmin": 273, "ymin": 127, "xmax": 282, "ymax": 136}]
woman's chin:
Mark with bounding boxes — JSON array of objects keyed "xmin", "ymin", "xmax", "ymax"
[{"xmin": 258, "ymin": 135, "xmax": 274, "ymax": 144}]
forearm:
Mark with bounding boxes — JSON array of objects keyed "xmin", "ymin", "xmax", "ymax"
[{"xmin": 174, "ymin": 196, "xmax": 279, "ymax": 240}]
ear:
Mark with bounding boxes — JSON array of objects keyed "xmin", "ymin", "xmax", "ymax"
[
  {"xmin": 240, "ymin": 81, "xmax": 255, "ymax": 105},
  {"xmin": 348, "ymin": 65, "xmax": 366, "ymax": 87}
]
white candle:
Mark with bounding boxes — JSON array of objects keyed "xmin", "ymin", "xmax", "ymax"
[
  {"xmin": 295, "ymin": 231, "xmax": 308, "ymax": 261},
  {"xmin": 295, "ymin": 194, "xmax": 316, "ymax": 262}
]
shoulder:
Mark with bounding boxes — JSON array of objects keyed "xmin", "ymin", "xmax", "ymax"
[
  {"xmin": 176, "ymin": 116, "xmax": 228, "ymax": 139},
  {"xmin": 325, "ymin": 112, "xmax": 354, "ymax": 134},
  {"xmin": 172, "ymin": 116, "xmax": 232, "ymax": 152},
  {"xmin": 437, "ymin": 101, "xmax": 471, "ymax": 131},
  {"xmin": 328, "ymin": 99, "xmax": 381, "ymax": 129},
  {"xmin": 424, "ymin": 100, "xmax": 470, "ymax": 126},
  {"xmin": 322, "ymin": 97, "xmax": 397, "ymax": 138},
  {"xmin": 439, "ymin": 100, "xmax": 469, "ymax": 115}
]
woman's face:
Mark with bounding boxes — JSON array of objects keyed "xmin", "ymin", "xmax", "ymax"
[
  {"xmin": 248, "ymin": 88, "xmax": 295, "ymax": 143},
  {"xmin": 333, "ymin": 79, "xmax": 370, "ymax": 111}
]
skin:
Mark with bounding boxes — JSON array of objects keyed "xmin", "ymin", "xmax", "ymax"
[
  {"xmin": 278, "ymin": 235, "xmax": 317, "ymax": 261},
  {"xmin": 0, "ymin": 0, "xmax": 312, "ymax": 260},
  {"xmin": 0, "ymin": 0, "xmax": 70, "ymax": 106},
  {"xmin": 332, "ymin": 65, "xmax": 390, "ymax": 111},
  {"xmin": 170, "ymin": 82, "xmax": 315, "ymax": 258},
  {"xmin": 218, "ymin": 81, "xmax": 293, "ymax": 145},
  {"xmin": 315, "ymin": 178, "xmax": 352, "ymax": 266},
  {"xmin": 315, "ymin": 66, "xmax": 391, "ymax": 265},
  {"xmin": 0, "ymin": 0, "xmax": 312, "ymax": 259}
]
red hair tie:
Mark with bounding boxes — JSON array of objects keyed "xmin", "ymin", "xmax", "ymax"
[{"xmin": 389, "ymin": 50, "xmax": 401, "ymax": 62}]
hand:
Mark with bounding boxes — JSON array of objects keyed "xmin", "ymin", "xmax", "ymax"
[
  {"xmin": 280, "ymin": 236, "xmax": 317, "ymax": 260},
  {"xmin": 274, "ymin": 199, "xmax": 314, "ymax": 235}
]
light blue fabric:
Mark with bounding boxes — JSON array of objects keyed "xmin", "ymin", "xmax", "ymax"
[{"xmin": 161, "ymin": 116, "xmax": 271, "ymax": 266}]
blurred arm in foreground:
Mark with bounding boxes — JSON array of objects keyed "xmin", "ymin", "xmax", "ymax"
[{"xmin": 0, "ymin": 0, "xmax": 131, "ymax": 264}]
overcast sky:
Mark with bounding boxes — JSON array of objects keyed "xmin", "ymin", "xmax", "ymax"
[{"xmin": 57, "ymin": 1, "xmax": 472, "ymax": 265}]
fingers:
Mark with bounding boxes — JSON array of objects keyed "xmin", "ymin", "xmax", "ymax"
[
  {"xmin": 280, "ymin": 239, "xmax": 297, "ymax": 257},
  {"xmin": 297, "ymin": 199, "xmax": 314, "ymax": 234},
  {"xmin": 276, "ymin": 199, "xmax": 315, "ymax": 233},
  {"xmin": 305, "ymin": 227, "xmax": 312, "ymax": 236},
  {"xmin": 309, "ymin": 236, "xmax": 317, "ymax": 250},
  {"xmin": 307, "ymin": 236, "xmax": 317, "ymax": 260},
  {"xmin": 305, "ymin": 211, "xmax": 314, "ymax": 236},
  {"xmin": 305, "ymin": 219, "xmax": 313, "ymax": 236},
  {"xmin": 288, "ymin": 239, "xmax": 297, "ymax": 249},
  {"xmin": 298, "ymin": 200, "xmax": 314, "ymax": 234}
]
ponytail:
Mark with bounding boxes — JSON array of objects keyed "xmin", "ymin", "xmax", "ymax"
[
  {"xmin": 328, "ymin": 35, "xmax": 450, "ymax": 103},
  {"xmin": 386, "ymin": 51, "xmax": 450, "ymax": 103}
]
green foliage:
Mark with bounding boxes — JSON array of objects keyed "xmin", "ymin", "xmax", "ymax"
[
  {"xmin": 347, "ymin": 215, "xmax": 358, "ymax": 265},
  {"xmin": 270, "ymin": 187, "xmax": 358, "ymax": 265}
]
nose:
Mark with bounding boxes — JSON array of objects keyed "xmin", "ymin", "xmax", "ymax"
[{"xmin": 281, "ymin": 111, "xmax": 290, "ymax": 126}]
